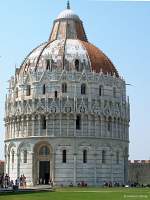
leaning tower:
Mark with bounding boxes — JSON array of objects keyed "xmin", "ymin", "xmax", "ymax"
[{"xmin": 4, "ymin": 2, "xmax": 130, "ymax": 186}]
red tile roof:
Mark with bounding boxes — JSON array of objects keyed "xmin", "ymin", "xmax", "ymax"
[{"xmin": 80, "ymin": 40, "xmax": 119, "ymax": 77}]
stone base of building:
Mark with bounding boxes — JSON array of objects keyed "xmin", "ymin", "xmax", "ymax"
[{"xmin": 5, "ymin": 137, "xmax": 128, "ymax": 187}]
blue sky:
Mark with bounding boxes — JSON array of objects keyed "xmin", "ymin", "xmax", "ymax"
[{"xmin": 0, "ymin": 0, "xmax": 150, "ymax": 160}]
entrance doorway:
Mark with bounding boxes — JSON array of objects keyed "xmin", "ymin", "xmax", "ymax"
[{"xmin": 39, "ymin": 161, "xmax": 50, "ymax": 184}]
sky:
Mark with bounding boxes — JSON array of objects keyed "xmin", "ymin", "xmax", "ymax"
[{"xmin": 0, "ymin": 0, "xmax": 150, "ymax": 160}]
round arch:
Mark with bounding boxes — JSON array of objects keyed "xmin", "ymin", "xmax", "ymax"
[{"xmin": 33, "ymin": 141, "xmax": 53, "ymax": 185}]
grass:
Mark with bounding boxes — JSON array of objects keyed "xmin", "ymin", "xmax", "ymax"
[{"xmin": 0, "ymin": 187, "xmax": 150, "ymax": 200}]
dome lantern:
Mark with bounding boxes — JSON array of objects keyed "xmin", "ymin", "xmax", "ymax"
[{"xmin": 49, "ymin": 3, "xmax": 87, "ymax": 42}]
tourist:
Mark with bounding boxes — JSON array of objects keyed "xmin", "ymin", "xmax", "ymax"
[
  {"xmin": 20, "ymin": 175, "xmax": 23, "ymax": 188},
  {"xmin": 22, "ymin": 174, "xmax": 26, "ymax": 188},
  {"xmin": 4, "ymin": 174, "xmax": 9, "ymax": 188},
  {"xmin": 69, "ymin": 182, "xmax": 73, "ymax": 187}
]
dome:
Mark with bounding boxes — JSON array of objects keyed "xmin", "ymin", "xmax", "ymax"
[
  {"xmin": 57, "ymin": 9, "xmax": 80, "ymax": 20},
  {"xmin": 19, "ymin": 39, "xmax": 118, "ymax": 77},
  {"xmin": 18, "ymin": 3, "xmax": 119, "ymax": 77}
]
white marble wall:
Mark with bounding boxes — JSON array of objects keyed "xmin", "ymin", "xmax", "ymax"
[
  {"xmin": 4, "ymin": 69, "xmax": 129, "ymax": 186},
  {"xmin": 5, "ymin": 138, "xmax": 128, "ymax": 186}
]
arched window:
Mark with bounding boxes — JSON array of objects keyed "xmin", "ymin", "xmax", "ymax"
[
  {"xmin": 62, "ymin": 149, "xmax": 67, "ymax": 163},
  {"xmin": 39, "ymin": 146, "xmax": 50, "ymax": 156},
  {"xmin": 43, "ymin": 84, "xmax": 46, "ymax": 94},
  {"xmin": 23, "ymin": 150, "xmax": 27, "ymax": 163},
  {"xmin": 16, "ymin": 87, "xmax": 18, "ymax": 98},
  {"xmin": 81, "ymin": 83, "xmax": 86, "ymax": 95},
  {"xmin": 108, "ymin": 117, "xmax": 112, "ymax": 132},
  {"xmin": 26, "ymin": 85, "xmax": 31, "ymax": 96},
  {"xmin": 54, "ymin": 91, "xmax": 58, "ymax": 98},
  {"xmin": 12, "ymin": 150, "xmax": 15, "ymax": 164},
  {"xmin": 76, "ymin": 115, "xmax": 81, "ymax": 130},
  {"xmin": 62, "ymin": 83, "xmax": 67, "ymax": 93},
  {"xmin": 113, "ymin": 87, "xmax": 116, "ymax": 97},
  {"xmin": 75, "ymin": 59, "xmax": 79, "ymax": 71},
  {"xmin": 83, "ymin": 149, "xmax": 87, "ymax": 163},
  {"xmin": 42, "ymin": 116, "xmax": 46, "ymax": 129},
  {"xmin": 99, "ymin": 85, "xmax": 103, "ymax": 96},
  {"xmin": 102, "ymin": 150, "xmax": 106, "ymax": 164},
  {"xmin": 46, "ymin": 59, "xmax": 50, "ymax": 70},
  {"xmin": 116, "ymin": 151, "xmax": 119, "ymax": 164}
]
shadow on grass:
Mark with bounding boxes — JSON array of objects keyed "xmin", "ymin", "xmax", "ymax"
[{"xmin": 0, "ymin": 191, "xmax": 51, "ymax": 196}]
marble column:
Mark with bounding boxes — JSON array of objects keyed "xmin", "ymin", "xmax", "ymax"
[
  {"xmin": 88, "ymin": 115, "xmax": 91, "ymax": 136},
  {"xmin": 21, "ymin": 116, "xmax": 24, "ymax": 137},
  {"xmin": 17, "ymin": 153, "xmax": 20, "ymax": 178},
  {"xmin": 27, "ymin": 151, "xmax": 34, "ymax": 186},
  {"xmin": 51, "ymin": 152, "xmax": 55, "ymax": 183},
  {"xmin": 32, "ymin": 115, "xmax": 35, "ymax": 136},
  {"xmin": 67, "ymin": 114, "xmax": 69, "ymax": 136},
  {"xmin": 32, "ymin": 152, "xmax": 36, "ymax": 185},
  {"xmin": 81, "ymin": 113, "xmax": 83, "ymax": 136},
  {"xmin": 38, "ymin": 115, "xmax": 41, "ymax": 136},
  {"xmin": 59, "ymin": 113, "xmax": 62, "ymax": 136},
  {"xmin": 74, "ymin": 114, "xmax": 76, "ymax": 137},
  {"xmin": 46, "ymin": 115, "xmax": 49, "ymax": 136},
  {"xmin": 124, "ymin": 153, "xmax": 129, "ymax": 184},
  {"xmin": 17, "ymin": 117, "xmax": 20, "ymax": 137},
  {"xmin": 110, "ymin": 153, "xmax": 114, "ymax": 184},
  {"xmin": 52, "ymin": 114, "xmax": 55, "ymax": 136},
  {"xmin": 94, "ymin": 150, "xmax": 97, "ymax": 185},
  {"xmin": 100, "ymin": 117, "xmax": 102, "ymax": 137},
  {"xmin": 13, "ymin": 118, "xmax": 15, "ymax": 138},
  {"xmin": 10, "ymin": 120, "xmax": 12, "ymax": 139},
  {"xmin": 101, "ymin": 117, "xmax": 104, "ymax": 137},
  {"xmin": 73, "ymin": 153, "xmax": 77, "ymax": 185},
  {"xmin": 26, "ymin": 115, "xmax": 29, "ymax": 137},
  {"xmin": 7, "ymin": 154, "xmax": 10, "ymax": 176}
]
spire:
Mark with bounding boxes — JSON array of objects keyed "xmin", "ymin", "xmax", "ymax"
[{"xmin": 67, "ymin": 0, "xmax": 70, "ymax": 9}]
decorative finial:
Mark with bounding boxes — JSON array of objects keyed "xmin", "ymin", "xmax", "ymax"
[{"xmin": 67, "ymin": 0, "xmax": 70, "ymax": 9}]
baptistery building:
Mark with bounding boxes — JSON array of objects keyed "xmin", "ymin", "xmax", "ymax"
[{"xmin": 4, "ymin": 2, "xmax": 130, "ymax": 186}]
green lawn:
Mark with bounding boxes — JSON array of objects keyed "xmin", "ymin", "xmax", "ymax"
[{"xmin": 0, "ymin": 187, "xmax": 150, "ymax": 200}]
